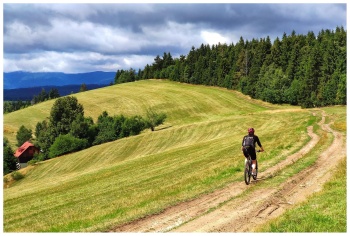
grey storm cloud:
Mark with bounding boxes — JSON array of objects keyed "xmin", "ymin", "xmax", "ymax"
[
  {"xmin": 3, "ymin": 3, "xmax": 347, "ymax": 73},
  {"xmin": 4, "ymin": 4, "xmax": 346, "ymax": 33}
]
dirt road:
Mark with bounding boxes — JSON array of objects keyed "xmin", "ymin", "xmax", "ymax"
[{"xmin": 110, "ymin": 110, "xmax": 345, "ymax": 232}]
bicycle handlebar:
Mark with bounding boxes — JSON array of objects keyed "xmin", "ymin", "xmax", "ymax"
[{"xmin": 243, "ymin": 147, "xmax": 264, "ymax": 153}]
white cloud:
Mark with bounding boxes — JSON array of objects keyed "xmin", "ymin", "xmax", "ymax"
[
  {"xmin": 3, "ymin": 18, "xmax": 207, "ymax": 73},
  {"xmin": 4, "ymin": 19, "xmax": 148, "ymax": 54},
  {"xmin": 3, "ymin": 52, "xmax": 155, "ymax": 73},
  {"xmin": 124, "ymin": 58, "xmax": 131, "ymax": 65},
  {"xmin": 201, "ymin": 31, "xmax": 228, "ymax": 46}
]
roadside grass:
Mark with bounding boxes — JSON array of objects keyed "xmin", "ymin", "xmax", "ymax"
[
  {"xmin": 3, "ymin": 81, "xmax": 315, "ymax": 232},
  {"xmin": 257, "ymin": 157, "xmax": 346, "ymax": 232}
]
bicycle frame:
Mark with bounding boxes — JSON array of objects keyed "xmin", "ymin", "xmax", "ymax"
[{"xmin": 244, "ymin": 149, "xmax": 260, "ymax": 185}]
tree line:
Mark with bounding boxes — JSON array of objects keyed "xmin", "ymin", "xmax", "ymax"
[
  {"xmin": 3, "ymin": 100, "xmax": 32, "ymax": 114},
  {"xmin": 3, "ymin": 88, "xmax": 61, "ymax": 114},
  {"xmin": 114, "ymin": 68, "xmax": 142, "ymax": 84},
  {"xmin": 3, "ymin": 84, "xmax": 91, "ymax": 115},
  {"xmin": 3, "ymin": 96, "xmax": 167, "ymax": 174},
  {"xmin": 133, "ymin": 26, "xmax": 346, "ymax": 108},
  {"xmin": 32, "ymin": 88, "xmax": 60, "ymax": 104}
]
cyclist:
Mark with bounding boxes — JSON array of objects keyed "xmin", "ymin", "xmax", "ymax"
[{"xmin": 241, "ymin": 128, "xmax": 264, "ymax": 175}]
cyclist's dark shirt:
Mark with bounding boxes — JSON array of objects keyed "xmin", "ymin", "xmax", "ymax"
[{"xmin": 242, "ymin": 134, "xmax": 262, "ymax": 149}]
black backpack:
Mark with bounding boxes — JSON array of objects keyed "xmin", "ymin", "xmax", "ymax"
[{"xmin": 243, "ymin": 136, "xmax": 255, "ymax": 148}]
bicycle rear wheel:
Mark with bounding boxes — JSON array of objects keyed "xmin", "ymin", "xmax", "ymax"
[{"xmin": 244, "ymin": 162, "xmax": 251, "ymax": 185}]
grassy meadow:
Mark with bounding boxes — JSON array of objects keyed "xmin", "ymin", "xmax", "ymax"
[
  {"xmin": 3, "ymin": 80, "xmax": 321, "ymax": 232},
  {"xmin": 3, "ymin": 80, "xmax": 270, "ymax": 148}
]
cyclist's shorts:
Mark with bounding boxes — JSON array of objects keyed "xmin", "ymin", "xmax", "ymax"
[{"xmin": 243, "ymin": 147, "xmax": 257, "ymax": 160}]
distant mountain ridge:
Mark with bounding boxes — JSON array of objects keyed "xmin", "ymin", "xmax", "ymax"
[
  {"xmin": 3, "ymin": 71, "xmax": 116, "ymax": 89},
  {"xmin": 4, "ymin": 84, "xmax": 110, "ymax": 101}
]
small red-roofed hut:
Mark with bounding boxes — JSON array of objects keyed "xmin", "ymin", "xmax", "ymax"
[{"xmin": 14, "ymin": 141, "xmax": 39, "ymax": 169}]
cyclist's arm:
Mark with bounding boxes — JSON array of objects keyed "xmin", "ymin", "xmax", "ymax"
[
  {"xmin": 256, "ymin": 136, "xmax": 264, "ymax": 151},
  {"xmin": 241, "ymin": 137, "xmax": 245, "ymax": 151}
]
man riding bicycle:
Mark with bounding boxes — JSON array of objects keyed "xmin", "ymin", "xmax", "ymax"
[{"xmin": 241, "ymin": 128, "xmax": 264, "ymax": 175}]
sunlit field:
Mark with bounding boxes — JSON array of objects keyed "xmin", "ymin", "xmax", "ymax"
[{"xmin": 4, "ymin": 80, "xmax": 313, "ymax": 232}]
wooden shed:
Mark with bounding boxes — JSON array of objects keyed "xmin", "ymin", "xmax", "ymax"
[{"xmin": 14, "ymin": 141, "xmax": 39, "ymax": 169}]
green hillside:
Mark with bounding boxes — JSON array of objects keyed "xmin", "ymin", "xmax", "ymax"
[
  {"xmin": 4, "ymin": 80, "xmax": 314, "ymax": 232},
  {"xmin": 3, "ymin": 80, "xmax": 285, "ymax": 147}
]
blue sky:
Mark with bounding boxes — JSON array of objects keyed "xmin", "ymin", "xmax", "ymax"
[{"xmin": 3, "ymin": 3, "xmax": 347, "ymax": 73}]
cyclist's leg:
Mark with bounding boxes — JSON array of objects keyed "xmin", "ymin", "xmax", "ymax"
[
  {"xmin": 252, "ymin": 160, "xmax": 257, "ymax": 173},
  {"xmin": 249, "ymin": 149, "xmax": 257, "ymax": 173},
  {"xmin": 243, "ymin": 148, "xmax": 249, "ymax": 166}
]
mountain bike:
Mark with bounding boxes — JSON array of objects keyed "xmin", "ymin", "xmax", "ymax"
[{"xmin": 244, "ymin": 149, "xmax": 263, "ymax": 185}]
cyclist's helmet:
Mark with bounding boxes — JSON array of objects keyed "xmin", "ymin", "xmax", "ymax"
[{"xmin": 248, "ymin": 127, "xmax": 255, "ymax": 134}]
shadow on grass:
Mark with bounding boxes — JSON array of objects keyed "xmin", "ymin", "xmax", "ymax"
[{"xmin": 155, "ymin": 126, "xmax": 173, "ymax": 131}]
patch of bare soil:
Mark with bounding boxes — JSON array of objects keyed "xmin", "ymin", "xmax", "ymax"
[{"xmin": 109, "ymin": 111, "xmax": 340, "ymax": 233}]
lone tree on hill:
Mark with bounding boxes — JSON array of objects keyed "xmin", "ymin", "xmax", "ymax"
[
  {"xmin": 144, "ymin": 107, "xmax": 167, "ymax": 131},
  {"xmin": 49, "ymin": 96, "xmax": 84, "ymax": 135},
  {"xmin": 79, "ymin": 83, "xmax": 88, "ymax": 92},
  {"xmin": 16, "ymin": 125, "xmax": 33, "ymax": 147}
]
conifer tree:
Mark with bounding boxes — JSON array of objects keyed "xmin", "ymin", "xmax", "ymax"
[
  {"xmin": 79, "ymin": 83, "xmax": 88, "ymax": 92},
  {"xmin": 280, "ymin": 32, "xmax": 290, "ymax": 71},
  {"xmin": 271, "ymin": 37, "xmax": 282, "ymax": 67}
]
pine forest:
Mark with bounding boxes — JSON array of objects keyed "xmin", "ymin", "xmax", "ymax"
[{"xmin": 115, "ymin": 27, "xmax": 346, "ymax": 108}]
